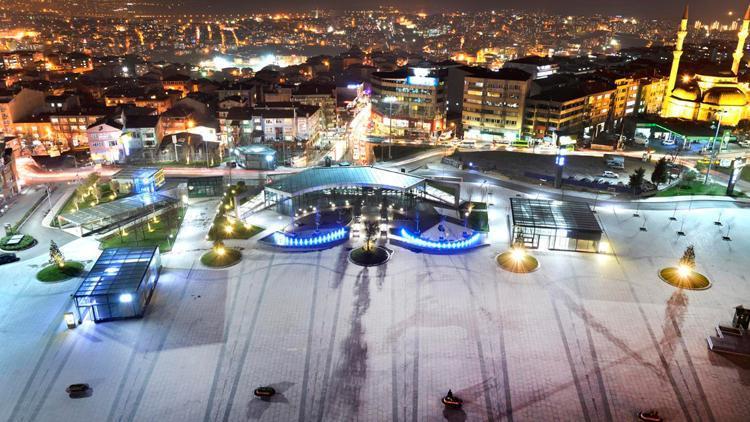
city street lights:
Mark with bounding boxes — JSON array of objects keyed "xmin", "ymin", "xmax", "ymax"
[
  {"xmin": 383, "ymin": 96, "xmax": 397, "ymax": 160},
  {"xmin": 704, "ymin": 110, "xmax": 726, "ymax": 185}
]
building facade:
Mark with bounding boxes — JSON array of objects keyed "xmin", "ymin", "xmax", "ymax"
[
  {"xmin": 370, "ymin": 66, "xmax": 447, "ymax": 139},
  {"xmin": 461, "ymin": 68, "xmax": 531, "ymax": 144}
]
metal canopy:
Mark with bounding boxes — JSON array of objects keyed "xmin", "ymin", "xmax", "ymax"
[
  {"xmin": 510, "ymin": 198, "xmax": 602, "ymax": 234},
  {"xmin": 74, "ymin": 247, "xmax": 157, "ymax": 298},
  {"xmin": 58, "ymin": 192, "xmax": 177, "ymax": 227},
  {"xmin": 265, "ymin": 166, "xmax": 426, "ymax": 197},
  {"xmin": 111, "ymin": 167, "xmax": 162, "ymax": 180}
]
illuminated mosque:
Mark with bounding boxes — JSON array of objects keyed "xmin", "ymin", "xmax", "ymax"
[{"xmin": 662, "ymin": 5, "xmax": 750, "ymax": 126}]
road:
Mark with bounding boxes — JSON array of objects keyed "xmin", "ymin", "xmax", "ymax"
[
  {"xmin": 0, "ymin": 183, "xmax": 77, "ymax": 260},
  {"xmin": 413, "ymin": 167, "xmax": 750, "ymax": 210},
  {"xmin": 16, "ymin": 157, "xmax": 304, "ymax": 186}
]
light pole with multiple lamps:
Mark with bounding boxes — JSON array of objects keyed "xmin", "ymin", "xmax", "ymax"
[
  {"xmin": 704, "ymin": 110, "xmax": 726, "ymax": 185},
  {"xmin": 383, "ymin": 96, "xmax": 397, "ymax": 160}
]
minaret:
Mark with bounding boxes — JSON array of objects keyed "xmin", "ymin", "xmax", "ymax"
[
  {"xmin": 667, "ymin": 5, "xmax": 689, "ymax": 97},
  {"xmin": 732, "ymin": 4, "xmax": 750, "ymax": 75}
]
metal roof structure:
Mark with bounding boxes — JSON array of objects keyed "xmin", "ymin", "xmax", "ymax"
[
  {"xmin": 58, "ymin": 192, "xmax": 178, "ymax": 227},
  {"xmin": 74, "ymin": 247, "xmax": 158, "ymax": 298},
  {"xmin": 111, "ymin": 167, "xmax": 162, "ymax": 180},
  {"xmin": 265, "ymin": 166, "xmax": 426, "ymax": 197},
  {"xmin": 510, "ymin": 198, "xmax": 602, "ymax": 234}
]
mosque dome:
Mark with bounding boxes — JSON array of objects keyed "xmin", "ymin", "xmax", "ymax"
[
  {"xmin": 702, "ymin": 87, "xmax": 748, "ymax": 107},
  {"xmin": 671, "ymin": 85, "xmax": 700, "ymax": 102}
]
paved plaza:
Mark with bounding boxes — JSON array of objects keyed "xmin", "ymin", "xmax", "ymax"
[{"xmin": 1, "ymin": 185, "xmax": 750, "ymax": 422}]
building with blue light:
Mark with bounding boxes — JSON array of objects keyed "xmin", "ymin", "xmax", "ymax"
[
  {"xmin": 73, "ymin": 246, "xmax": 161, "ymax": 322},
  {"xmin": 232, "ymin": 145, "xmax": 277, "ymax": 170},
  {"xmin": 370, "ymin": 64, "xmax": 448, "ymax": 138},
  {"xmin": 111, "ymin": 167, "xmax": 166, "ymax": 194}
]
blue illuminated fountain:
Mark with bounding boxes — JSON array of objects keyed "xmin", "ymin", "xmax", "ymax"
[
  {"xmin": 268, "ymin": 227, "xmax": 350, "ymax": 249},
  {"xmin": 399, "ymin": 228, "xmax": 483, "ymax": 253}
]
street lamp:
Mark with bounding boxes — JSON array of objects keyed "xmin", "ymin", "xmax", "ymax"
[
  {"xmin": 383, "ymin": 96, "xmax": 397, "ymax": 160},
  {"xmin": 704, "ymin": 110, "xmax": 726, "ymax": 185}
]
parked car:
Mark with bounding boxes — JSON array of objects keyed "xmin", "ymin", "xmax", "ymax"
[
  {"xmin": 601, "ymin": 171, "xmax": 619, "ymax": 179},
  {"xmin": 0, "ymin": 253, "xmax": 19, "ymax": 265},
  {"xmin": 738, "ymin": 140, "xmax": 750, "ymax": 148}
]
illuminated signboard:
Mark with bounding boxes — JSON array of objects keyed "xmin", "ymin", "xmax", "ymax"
[
  {"xmin": 407, "ymin": 68, "xmax": 438, "ymax": 86},
  {"xmin": 407, "ymin": 76, "xmax": 438, "ymax": 86}
]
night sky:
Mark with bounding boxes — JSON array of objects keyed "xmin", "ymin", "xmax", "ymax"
[{"xmin": 183, "ymin": 0, "xmax": 748, "ymax": 20}]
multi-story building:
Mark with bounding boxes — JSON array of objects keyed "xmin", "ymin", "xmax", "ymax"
[
  {"xmin": 370, "ymin": 65, "xmax": 447, "ymax": 139},
  {"xmin": 523, "ymin": 80, "xmax": 615, "ymax": 145},
  {"xmin": 637, "ymin": 76, "xmax": 669, "ymax": 115},
  {"xmin": 120, "ymin": 115, "xmax": 161, "ymax": 162},
  {"xmin": 162, "ymin": 74, "xmax": 193, "ymax": 97},
  {"xmin": 87, "ymin": 117, "xmax": 124, "ymax": 164},
  {"xmin": 0, "ymin": 88, "xmax": 45, "ymax": 136},
  {"xmin": 461, "ymin": 67, "xmax": 532, "ymax": 144},
  {"xmin": 503, "ymin": 56, "xmax": 558, "ymax": 80},
  {"xmin": 220, "ymin": 103, "xmax": 322, "ymax": 165},
  {"xmin": 49, "ymin": 107, "xmax": 109, "ymax": 151},
  {"xmin": 0, "ymin": 138, "xmax": 18, "ymax": 202},
  {"xmin": 291, "ymin": 83, "xmax": 336, "ymax": 129}
]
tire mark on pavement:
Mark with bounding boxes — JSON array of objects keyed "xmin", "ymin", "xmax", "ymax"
[
  {"xmin": 202, "ymin": 260, "xmax": 250, "ymax": 422},
  {"xmin": 491, "ymin": 266, "xmax": 513, "ymax": 421},
  {"xmin": 107, "ymin": 264, "xmax": 194, "ymax": 422},
  {"xmin": 550, "ymin": 298, "xmax": 592, "ymax": 422},
  {"xmin": 297, "ymin": 253, "xmax": 321, "ymax": 422},
  {"xmin": 221, "ymin": 255, "xmax": 275, "ymax": 421},
  {"xmin": 390, "ymin": 277, "xmax": 399, "ymax": 422},
  {"xmin": 26, "ymin": 334, "xmax": 82, "ymax": 421},
  {"xmin": 315, "ymin": 262, "xmax": 345, "ymax": 422},
  {"xmin": 671, "ymin": 317, "xmax": 716, "ymax": 422},
  {"xmin": 7, "ymin": 297, "xmax": 79, "ymax": 422}
]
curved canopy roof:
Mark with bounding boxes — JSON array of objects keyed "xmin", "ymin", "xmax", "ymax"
[{"xmin": 265, "ymin": 166, "xmax": 426, "ymax": 197}]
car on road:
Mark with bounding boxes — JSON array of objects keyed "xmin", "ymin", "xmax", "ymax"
[
  {"xmin": 738, "ymin": 140, "xmax": 750, "ymax": 148},
  {"xmin": 661, "ymin": 139, "xmax": 676, "ymax": 146},
  {"xmin": 0, "ymin": 253, "xmax": 20, "ymax": 265},
  {"xmin": 601, "ymin": 171, "xmax": 619, "ymax": 179}
]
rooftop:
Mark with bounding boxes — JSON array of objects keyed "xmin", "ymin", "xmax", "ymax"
[
  {"xmin": 112, "ymin": 167, "xmax": 162, "ymax": 180},
  {"xmin": 510, "ymin": 198, "xmax": 602, "ymax": 234},
  {"xmin": 73, "ymin": 247, "xmax": 158, "ymax": 298},
  {"xmin": 266, "ymin": 166, "xmax": 425, "ymax": 196}
]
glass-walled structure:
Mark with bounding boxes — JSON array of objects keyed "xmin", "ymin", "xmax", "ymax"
[
  {"xmin": 510, "ymin": 198, "xmax": 603, "ymax": 253},
  {"xmin": 73, "ymin": 246, "xmax": 162, "ymax": 322},
  {"xmin": 263, "ymin": 166, "xmax": 427, "ymax": 216}
]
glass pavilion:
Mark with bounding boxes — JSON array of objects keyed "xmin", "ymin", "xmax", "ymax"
[{"xmin": 73, "ymin": 246, "xmax": 161, "ymax": 322}]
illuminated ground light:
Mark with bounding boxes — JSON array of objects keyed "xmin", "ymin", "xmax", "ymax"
[
  {"xmin": 496, "ymin": 247, "xmax": 540, "ymax": 273},
  {"xmin": 272, "ymin": 227, "xmax": 349, "ymax": 248},
  {"xmin": 399, "ymin": 228, "xmax": 483, "ymax": 252},
  {"xmin": 658, "ymin": 265, "xmax": 711, "ymax": 290}
]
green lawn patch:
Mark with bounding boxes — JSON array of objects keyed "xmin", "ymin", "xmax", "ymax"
[
  {"xmin": 214, "ymin": 221, "xmax": 264, "ymax": 240},
  {"xmin": 0, "ymin": 234, "xmax": 37, "ymax": 251},
  {"xmin": 200, "ymin": 247, "xmax": 242, "ymax": 268},
  {"xmin": 100, "ymin": 208, "xmax": 185, "ymax": 252},
  {"xmin": 655, "ymin": 181, "xmax": 745, "ymax": 198},
  {"xmin": 36, "ymin": 261, "xmax": 85, "ymax": 282}
]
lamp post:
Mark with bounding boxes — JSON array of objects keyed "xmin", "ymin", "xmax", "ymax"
[
  {"xmin": 704, "ymin": 111, "xmax": 725, "ymax": 185},
  {"xmin": 383, "ymin": 96, "xmax": 397, "ymax": 160}
]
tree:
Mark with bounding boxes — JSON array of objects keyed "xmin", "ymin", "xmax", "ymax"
[
  {"xmin": 679, "ymin": 245, "xmax": 696, "ymax": 269},
  {"xmin": 651, "ymin": 157, "xmax": 669, "ymax": 185},
  {"xmin": 629, "ymin": 167, "xmax": 646, "ymax": 193},
  {"xmin": 513, "ymin": 229, "xmax": 526, "ymax": 249},
  {"xmin": 363, "ymin": 221, "xmax": 379, "ymax": 252},
  {"xmin": 49, "ymin": 240, "xmax": 65, "ymax": 268}
]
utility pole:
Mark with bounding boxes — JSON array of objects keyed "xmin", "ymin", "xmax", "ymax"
[{"xmin": 704, "ymin": 111, "xmax": 724, "ymax": 185}]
